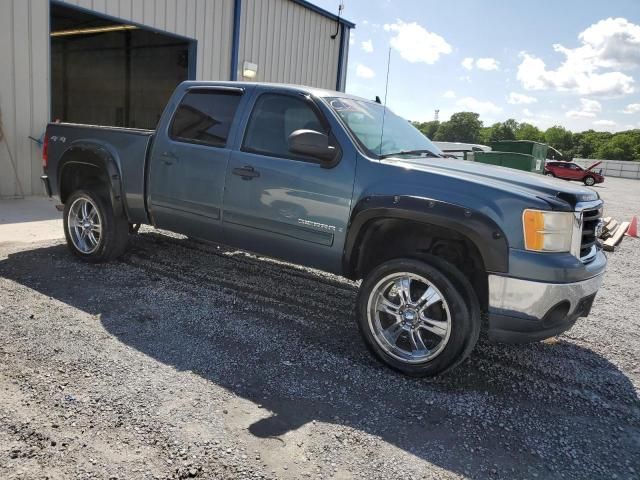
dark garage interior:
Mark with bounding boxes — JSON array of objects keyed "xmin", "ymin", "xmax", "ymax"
[{"xmin": 50, "ymin": 3, "xmax": 193, "ymax": 130}]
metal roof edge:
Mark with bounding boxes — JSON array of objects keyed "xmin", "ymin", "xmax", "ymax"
[{"xmin": 291, "ymin": 0, "xmax": 356, "ymax": 28}]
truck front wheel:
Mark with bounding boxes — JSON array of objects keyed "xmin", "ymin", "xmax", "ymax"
[
  {"xmin": 63, "ymin": 189, "xmax": 129, "ymax": 263},
  {"xmin": 356, "ymin": 258, "xmax": 480, "ymax": 377}
]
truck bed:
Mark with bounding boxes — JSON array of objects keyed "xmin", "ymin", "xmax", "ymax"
[{"xmin": 45, "ymin": 122, "xmax": 154, "ymax": 224}]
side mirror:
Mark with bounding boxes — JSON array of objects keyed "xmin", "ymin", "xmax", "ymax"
[{"xmin": 288, "ymin": 129, "xmax": 336, "ymax": 162}]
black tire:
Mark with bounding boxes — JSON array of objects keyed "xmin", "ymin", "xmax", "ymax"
[
  {"xmin": 63, "ymin": 189, "xmax": 129, "ymax": 263},
  {"xmin": 544, "ymin": 171, "xmax": 554, "ymax": 177},
  {"xmin": 356, "ymin": 257, "xmax": 480, "ymax": 377},
  {"xmin": 584, "ymin": 176, "xmax": 595, "ymax": 186}
]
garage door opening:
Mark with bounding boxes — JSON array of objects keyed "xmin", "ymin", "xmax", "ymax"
[{"xmin": 51, "ymin": 2, "xmax": 195, "ymax": 130}]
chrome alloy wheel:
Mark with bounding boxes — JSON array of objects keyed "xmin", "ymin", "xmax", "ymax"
[
  {"xmin": 67, "ymin": 196, "xmax": 102, "ymax": 254},
  {"xmin": 367, "ymin": 273, "xmax": 452, "ymax": 364}
]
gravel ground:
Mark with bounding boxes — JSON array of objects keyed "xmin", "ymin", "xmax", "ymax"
[{"xmin": 0, "ymin": 177, "xmax": 638, "ymax": 480}]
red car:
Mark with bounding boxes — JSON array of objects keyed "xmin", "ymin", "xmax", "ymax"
[{"xmin": 544, "ymin": 161, "xmax": 604, "ymax": 186}]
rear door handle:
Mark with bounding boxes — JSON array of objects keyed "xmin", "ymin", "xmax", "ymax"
[{"xmin": 232, "ymin": 165, "xmax": 260, "ymax": 180}]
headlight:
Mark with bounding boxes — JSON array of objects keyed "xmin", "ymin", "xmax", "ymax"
[{"xmin": 522, "ymin": 209, "xmax": 574, "ymax": 252}]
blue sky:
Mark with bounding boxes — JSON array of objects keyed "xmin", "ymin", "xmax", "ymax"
[{"xmin": 313, "ymin": 0, "xmax": 640, "ymax": 132}]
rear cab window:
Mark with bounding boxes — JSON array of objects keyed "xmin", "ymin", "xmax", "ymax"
[{"xmin": 170, "ymin": 89, "xmax": 242, "ymax": 147}]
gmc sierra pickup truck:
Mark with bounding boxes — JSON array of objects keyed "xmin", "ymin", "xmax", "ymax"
[{"xmin": 42, "ymin": 81, "xmax": 607, "ymax": 376}]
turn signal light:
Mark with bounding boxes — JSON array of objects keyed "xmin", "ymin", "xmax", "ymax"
[{"xmin": 522, "ymin": 209, "xmax": 573, "ymax": 252}]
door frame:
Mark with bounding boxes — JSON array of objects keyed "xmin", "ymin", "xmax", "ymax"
[{"xmin": 49, "ymin": 0, "xmax": 197, "ymax": 123}]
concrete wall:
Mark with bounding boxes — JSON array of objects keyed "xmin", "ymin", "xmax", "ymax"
[{"xmin": 573, "ymin": 159, "xmax": 640, "ymax": 180}]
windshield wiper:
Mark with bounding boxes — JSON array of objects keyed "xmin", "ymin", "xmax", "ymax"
[{"xmin": 380, "ymin": 149, "xmax": 442, "ymax": 159}]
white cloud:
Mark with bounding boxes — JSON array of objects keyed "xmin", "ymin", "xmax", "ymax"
[
  {"xmin": 361, "ymin": 39, "xmax": 373, "ymax": 53},
  {"xmin": 579, "ymin": 17, "xmax": 640, "ymax": 69},
  {"xmin": 355, "ymin": 63, "xmax": 375, "ymax": 79},
  {"xmin": 566, "ymin": 98, "xmax": 602, "ymax": 118},
  {"xmin": 383, "ymin": 20, "xmax": 452, "ymax": 64},
  {"xmin": 456, "ymin": 97, "xmax": 502, "ymax": 115},
  {"xmin": 594, "ymin": 119, "xmax": 616, "ymax": 126},
  {"xmin": 476, "ymin": 57, "xmax": 500, "ymax": 71},
  {"xmin": 462, "ymin": 57, "xmax": 500, "ymax": 71},
  {"xmin": 517, "ymin": 17, "xmax": 639, "ymax": 96},
  {"xmin": 623, "ymin": 103, "xmax": 640, "ymax": 114},
  {"xmin": 461, "ymin": 57, "xmax": 474, "ymax": 70},
  {"xmin": 507, "ymin": 92, "xmax": 538, "ymax": 104},
  {"xmin": 443, "ymin": 90, "xmax": 456, "ymax": 99},
  {"xmin": 523, "ymin": 108, "xmax": 534, "ymax": 117}
]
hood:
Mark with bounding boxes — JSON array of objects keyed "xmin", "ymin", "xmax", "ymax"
[
  {"xmin": 586, "ymin": 161, "xmax": 602, "ymax": 171},
  {"xmin": 384, "ymin": 157, "xmax": 599, "ymax": 210}
]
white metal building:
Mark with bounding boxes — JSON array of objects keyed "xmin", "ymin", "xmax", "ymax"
[{"xmin": 0, "ymin": 0, "xmax": 354, "ymax": 197}]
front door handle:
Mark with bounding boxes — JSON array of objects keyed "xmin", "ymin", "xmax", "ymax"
[
  {"xmin": 161, "ymin": 151, "xmax": 178, "ymax": 165},
  {"xmin": 232, "ymin": 165, "xmax": 260, "ymax": 180}
]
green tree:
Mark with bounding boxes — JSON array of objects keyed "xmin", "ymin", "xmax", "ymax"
[
  {"xmin": 412, "ymin": 120, "xmax": 440, "ymax": 139},
  {"xmin": 487, "ymin": 121, "xmax": 517, "ymax": 142},
  {"xmin": 415, "ymin": 108, "xmax": 640, "ymax": 160},
  {"xmin": 544, "ymin": 125, "xmax": 573, "ymax": 153},
  {"xmin": 574, "ymin": 130, "xmax": 612, "ymax": 158},
  {"xmin": 433, "ymin": 112, "xmax": 483, "ymax": 143},
  {"xmin": 515, "ymin": 122, "xmax": 543, "ymax": 142},
  {"xmin": 595, "ymin": 133, "xmax": 639, "ymax": 161},
  {"xmin": 478, "ymin": 126, "xmax": 493, "ymax": 144}
]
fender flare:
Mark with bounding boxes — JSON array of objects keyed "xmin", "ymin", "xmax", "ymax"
[
  {"xmin": 57, "ymin": 141, "xmax": 129, "ymax": 220},
  {"xmin": 343, "ymin": 195, "xmax": 509, "ymax": 277}
]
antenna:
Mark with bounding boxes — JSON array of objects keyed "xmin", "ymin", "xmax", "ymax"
[{"xmin": 378, "ymin": 47, "xmax": 392, "ymax": 156}]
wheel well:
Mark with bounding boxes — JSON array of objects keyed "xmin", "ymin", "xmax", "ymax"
[
  {"xmin": 352, "ymin": 219, "xmax": 489, "ymax": 311},
  {"xmin": 59, "ymin": 158, "xmax": 110, "ymax": 204}
]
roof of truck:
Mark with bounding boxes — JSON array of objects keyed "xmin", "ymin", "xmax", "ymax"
[{"xmin": 179, "ymin": 80, "xmax": 376, "ymax": 103}]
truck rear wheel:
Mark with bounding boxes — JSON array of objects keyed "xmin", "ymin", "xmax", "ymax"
[
  {"xmin": 356, "ymin": 257, "xmax": 480, "ymax": 377},
  {"xmin": 63, "ymin": 189, "xmax": 129, "ymax": 263}
]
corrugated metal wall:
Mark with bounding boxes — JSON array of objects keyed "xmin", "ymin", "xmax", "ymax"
[
  {"xmin": 0, "ymin": 0, "xmax": 50, "ymax": 198},
  {"xmin": 238, "ymin": 0, "xmax": 343, "ymax": 88},
  {"xmin": 0, "ymin": 0, "xmax": 350, "ymax": 196},
  {"xmin": 57, "ymin": 0, "xmax": 235, "ymax": 83}
]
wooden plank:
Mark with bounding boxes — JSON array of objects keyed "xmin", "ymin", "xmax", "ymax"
[
  {"xmin": 603, "ymin": 219, "xmax": 618, "ymax": 235},
  {"xmin": 602, "ymin": 224, "xmax": 618, "ymax": 240},
  {"xmin": 603, "ymin": 222, "xmax": 630, "ymax": 251}
]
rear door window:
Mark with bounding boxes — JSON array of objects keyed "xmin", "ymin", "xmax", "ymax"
[{"xmin": 170, "ymin": 89, "xmax": 242, "ymax": 147}]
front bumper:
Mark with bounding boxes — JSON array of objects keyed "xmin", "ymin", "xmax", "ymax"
[{"xmin": 487, "ymin": 272, "xmax": 605, "ymax": 343}]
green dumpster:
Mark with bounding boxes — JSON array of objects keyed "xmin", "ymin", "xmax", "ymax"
[
  {"xmin": 473, "ymin": 151, "xmax": 544, "ymax": 173},
  {"xmin": 489, "ymin": 140, "xmax": 548, "ymax": 160},
  {"xmin": 470, "ymin": 140, "xmax": 548, "ymax": 173}
]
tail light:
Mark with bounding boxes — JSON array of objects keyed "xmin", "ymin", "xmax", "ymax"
[{"xmin": 42, "ymin": 131, "xmax": 49, "ymax": 170}]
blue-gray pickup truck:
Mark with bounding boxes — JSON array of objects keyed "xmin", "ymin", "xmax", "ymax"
[{"xmin": 41, "ymin": 81, "xmax": 607, "ymax": 376}]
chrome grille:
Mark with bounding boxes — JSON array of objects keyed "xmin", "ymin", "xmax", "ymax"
[{"xmin": 580, "ymin": 207, "xmax": 602, "ymax": 261}]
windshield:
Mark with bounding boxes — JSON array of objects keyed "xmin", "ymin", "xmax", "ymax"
[{"xmin": 325, "ymin": 97, "xmax": 442, "ymax": 158}]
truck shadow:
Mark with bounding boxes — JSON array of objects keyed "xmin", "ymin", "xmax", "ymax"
[{"xmin": 1, "ymin": 234, "xmax": 638, "ymax": 478}]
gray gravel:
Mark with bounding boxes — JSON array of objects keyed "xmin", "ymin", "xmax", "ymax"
[{"xmin": 0, "ymin": 177, "xmax": 639, "ymax": 479}]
